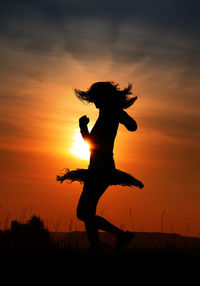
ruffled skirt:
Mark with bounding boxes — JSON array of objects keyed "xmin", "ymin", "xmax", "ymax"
[{"xmin": 56, "ymin": 168, "xmax": 144, "ymax": 189}]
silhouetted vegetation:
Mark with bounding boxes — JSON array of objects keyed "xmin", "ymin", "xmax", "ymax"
[
  {"xmin": 0, "ymin": 215, "xmax": 51, "ymax": 250},
  {"xmin": 0, "ymin": 214, "xmax": 199, "ymax": 262}
]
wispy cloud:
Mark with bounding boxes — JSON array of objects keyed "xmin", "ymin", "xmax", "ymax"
[
  {"xmin": 0, "ymin": 0, "xmax": 200, "ymax": 149},
  {"xmin": 1, "ymin": 0, "xmax": 200, "ymax": 66}
]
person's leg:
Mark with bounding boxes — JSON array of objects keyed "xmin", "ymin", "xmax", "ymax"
[
  {"xmin": 84, "ymin": 215, "xmax": 125, "ymax": 248},
  {"xmin": 77, "ymin": 180, "xmax": 102, "ymax": 248},
  {"xmin": 77, "ymin": 180, "xmax": 125, "ymax": 247},
  {"xmin": 94, "ymin": 215, "xmax": 124, "ymax": 236},
  {"xmin": 84, "ymin": 218, "xmax": 100, "ymax": 248}
]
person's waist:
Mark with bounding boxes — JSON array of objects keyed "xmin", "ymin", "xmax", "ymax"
[
  {"xmin": 90, "ymin": 148, "xmax": 113, "ymax": 155},
  {"xmin": 88, "ymin": 155, "xmax": 115, "ymax": 170}
]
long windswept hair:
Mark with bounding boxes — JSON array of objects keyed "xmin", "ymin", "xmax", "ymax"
[{"xmin": 74, "ymin": 81, "xmax": 137, "ymax": 109}]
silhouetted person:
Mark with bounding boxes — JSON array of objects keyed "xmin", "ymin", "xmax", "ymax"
[{"xmin": 57, "ymin": 81, "xmax": 144, "ymax": 250}]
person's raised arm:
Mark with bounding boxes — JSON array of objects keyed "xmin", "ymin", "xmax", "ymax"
[
  {"xmin": 119, "ymin": 110, "xmax": 137, "ymax": 131},
  {"xmin": 79, "ymin": 115, "xmax": 90, "ymax": 142}
]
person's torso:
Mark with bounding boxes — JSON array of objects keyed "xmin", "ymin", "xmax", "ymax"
[
  {"xmin": 89, "ymin": 110, "xmax": 120, "ymax": 153},
  {"xmin": 88, "ymin": 110, "xmax": 120, "ymax": 170}
]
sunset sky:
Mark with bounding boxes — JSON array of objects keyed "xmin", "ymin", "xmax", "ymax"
[{"xmin": 0, "ymin": 0, "xmax": 199, "ymax": 236}]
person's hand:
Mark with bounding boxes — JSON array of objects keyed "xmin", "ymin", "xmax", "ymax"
[{"xmin": 79, "ymin": 115, "xmax": 90, "ymax": 127}]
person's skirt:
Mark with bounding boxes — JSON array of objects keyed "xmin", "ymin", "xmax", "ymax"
[{"xmin": 56, "ymin": 167, "xmax": 144, "ymax": 189}]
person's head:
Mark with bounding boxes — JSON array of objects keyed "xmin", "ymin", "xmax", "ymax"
[{"xmin": 74, "ymin": 81, "xmax": 137, "ymax": 109}]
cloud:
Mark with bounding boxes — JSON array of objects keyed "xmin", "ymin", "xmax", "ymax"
[
  {"xmin": 0, "ymin": 120, "xmax": 30, "ymax": 138},
  {"xmin": 0, "ymin": 0, "xmax": 199, "ymax": 103},
  {"xmin": 140, "ymin": 107, "xmax": 200, "ymax": 141},
  {"xmin": 0, "ymin": 0, "xmax": 200, "ymax": 146},
  {"xmin": 1, "ymin": 0, "xmax": 199, "ymax": 65}
]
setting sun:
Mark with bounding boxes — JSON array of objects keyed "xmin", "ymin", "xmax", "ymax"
[{"xmin": 70, "ymin": 129, "xmax": 90, "ymax": 160}]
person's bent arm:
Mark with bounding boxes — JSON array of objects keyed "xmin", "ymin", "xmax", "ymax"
[
  {"xmin": 119, "ymin": 110, "xmax": 137, "ymax": 131},
  {"xmin": 79, "ymin": 115, "xmax": 91, "ymax": 141}
]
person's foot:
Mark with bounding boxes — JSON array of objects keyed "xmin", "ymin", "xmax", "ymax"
[{"xmin": 115, "ymin": 231, "xmax": 134, "ymax": 251}]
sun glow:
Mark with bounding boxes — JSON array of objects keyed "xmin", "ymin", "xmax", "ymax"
[{"xmin": 70, "ymin": 130, "xmax": 90, "ymax": 160}]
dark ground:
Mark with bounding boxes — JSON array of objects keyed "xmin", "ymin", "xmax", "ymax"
[
  {"xmin": 1, "ymin": 229, "xmax": 199, "ymax": 259},
  {"xmin": 1, "ymin": 230, "xmax": 199, "ymax": 279},
  {"xmin": 0, "ymin": 215, "xmax": 199, "ymax": 277}
]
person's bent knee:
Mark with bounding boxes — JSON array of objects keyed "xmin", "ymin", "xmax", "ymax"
[
  {"xmin": 77, "ymin": 206, "xmax": 94, "ymax": 222},
  {"xmin": 77, "ymin": 206, "xmax": 88, "ymax": 222},
  {"xmin": 76, "ymin": 210, "xmax": 86, "ymax": 222}
]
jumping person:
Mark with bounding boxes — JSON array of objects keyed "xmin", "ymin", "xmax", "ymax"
[{"xmin": 57, "ymin": 81, "xmax": 144, "ymax": 250}]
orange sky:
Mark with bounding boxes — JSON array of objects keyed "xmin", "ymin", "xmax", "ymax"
[{"xmin": 0, "ymin": 0, "xmax": 200, "ymax": 236}]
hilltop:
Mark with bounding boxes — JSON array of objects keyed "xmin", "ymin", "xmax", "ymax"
[{"xmin": 50, "ymin": 230, "xmax": 200, "ymax": 256}]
